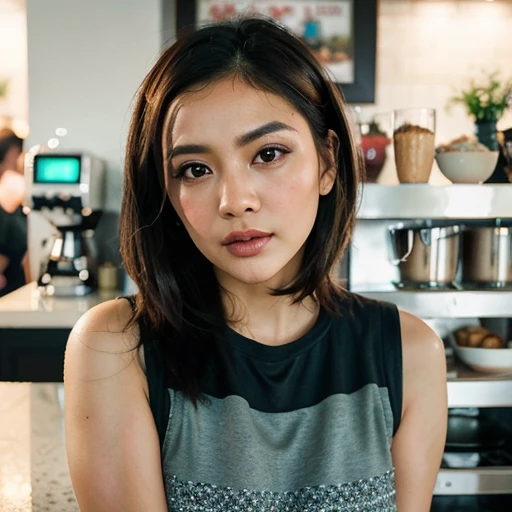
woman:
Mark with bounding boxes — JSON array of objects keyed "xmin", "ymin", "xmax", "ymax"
[{"xmin": 64, "ymin": 17, "xmax": 447, "ymax": 512}]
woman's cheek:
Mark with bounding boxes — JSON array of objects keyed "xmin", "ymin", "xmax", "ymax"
[
  {"xmin": 180, "ymin": 195, "xmax": 213, "ymax": 236},
  {"xmin": 277, "ymin": 169, "xmax": 317, "ymax": 208}
]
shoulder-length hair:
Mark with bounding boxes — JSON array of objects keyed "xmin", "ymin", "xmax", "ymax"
[{"xmin": 120, "ymin": 16, "xmax": 363, "ymax": 402}]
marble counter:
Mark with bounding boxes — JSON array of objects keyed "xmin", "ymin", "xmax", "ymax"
[
  {"xmin": 0, "ymin": 282, "xmax": 121, "ymax": 329},
  {"xmin": 0, "ymin": 382, "xmax": 77, "ymax": 511}
]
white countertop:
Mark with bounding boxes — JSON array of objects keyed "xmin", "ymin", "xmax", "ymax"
[
  {"xmin": 0, "ymin": 282, "xmax": 121, "ymax": 329},
  {"xmin": 0, "ymin": 382, "xmax": 77, "ymax": 512}
]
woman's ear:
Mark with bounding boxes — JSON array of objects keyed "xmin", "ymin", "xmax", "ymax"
[{"xmin": 319, "ymin": 129, "xmax": 339, "ymax": 196}]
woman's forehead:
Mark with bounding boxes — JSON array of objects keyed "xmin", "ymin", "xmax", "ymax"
[{"xmin": 164, "ymin": 78, "xmax": 307, "ymax": 145}]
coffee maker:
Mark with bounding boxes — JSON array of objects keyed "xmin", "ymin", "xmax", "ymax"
[{"xmin": 25, "ymin": 150, "xmax": 105, "ymax": 296}]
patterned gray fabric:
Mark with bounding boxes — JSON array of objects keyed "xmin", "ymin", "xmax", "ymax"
[
  {"xmin": 161, "ymin": 384, "xmax": 396, "ymax": 510},
  {"xmin": 164, "ymin": 470, "xmax": 396, "ymax": 511}
]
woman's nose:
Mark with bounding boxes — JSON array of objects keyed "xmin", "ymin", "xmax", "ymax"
[{"xmin": 218, "ymin": 172, "xmax": 261, "ymax": 218}]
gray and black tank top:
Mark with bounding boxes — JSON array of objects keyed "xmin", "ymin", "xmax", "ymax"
[{"xmin": 136, "ymin": 293, "xmax": 403, "ymax": 512}]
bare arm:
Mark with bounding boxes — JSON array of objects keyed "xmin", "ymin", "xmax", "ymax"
[
  {"xmin": 392, "ymin": 310, "xmax": 447, "ymax": 511},
  {"xmin": 0, "ymin": 254, "xmax": 9, "ymax": 290},
  {"xmin": 21, "ymin": 253, "xmax": 31, "ymax": 283},
  {"xmin": 64, "ymin": 299, "xmax": 168, "ymax": 512},
  {"xmin": 0, "ymin": 254, "xmax": 9, "ymax": 273}
]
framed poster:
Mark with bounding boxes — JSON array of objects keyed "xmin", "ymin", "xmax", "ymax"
[{"xmin": 175, "ymin": 0, "xmax": 377, "ymax": 103}]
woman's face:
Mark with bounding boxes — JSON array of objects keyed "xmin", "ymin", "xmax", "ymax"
[{"xmin": 163, "ymin": 78, "xmax": 335, "ymax": 290}]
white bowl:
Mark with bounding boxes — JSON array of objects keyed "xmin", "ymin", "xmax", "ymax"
[
  {"xmin": 453, "ymin": 345, "xmax": 512, "ymax": 373},
  {"xmin": 435, "ymin": 151, "xmax": 499, "ymax": 184}
]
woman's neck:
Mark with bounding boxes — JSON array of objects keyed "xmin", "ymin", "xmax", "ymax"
[{"xmin": 222, "ymin": 288, "xmax": 319, "ymax": 347}]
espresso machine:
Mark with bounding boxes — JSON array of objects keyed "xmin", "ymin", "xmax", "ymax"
[{"xmin": 25, "ymin": 150, "xmax": 105, "ymax": 296}]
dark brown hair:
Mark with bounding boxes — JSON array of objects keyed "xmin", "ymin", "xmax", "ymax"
[{"xmin": 120, "ymin": 16, "xmax": 363, "ymax": 401}]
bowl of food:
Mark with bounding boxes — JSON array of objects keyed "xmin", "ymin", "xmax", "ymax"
[
  {"xmin": 435, "ymin": 136, "xmax": 499, "ymax": 184},
  {"xmin": 452, "ymin": 326, "xmax": 512, "ymax": 373}
]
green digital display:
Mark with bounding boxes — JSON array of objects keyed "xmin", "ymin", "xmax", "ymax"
[{"xmin": 34, "ymin": 155, "xmax": 81, "ymax": 184}]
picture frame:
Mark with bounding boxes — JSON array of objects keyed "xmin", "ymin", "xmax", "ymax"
[{"xmin": 175, "ymin": 0, "xmax": 377, "ymax": 104}]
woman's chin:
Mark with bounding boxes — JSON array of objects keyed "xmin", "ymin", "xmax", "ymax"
[{"xmin": 215, "ymin": 263, "xmax": 298, "ymax": 290}]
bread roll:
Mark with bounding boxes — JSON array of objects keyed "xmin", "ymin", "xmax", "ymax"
[
  {"xmin": 453, "ymin": 326, "xmax": 506, "ymax": 348},
  {"xmin": 480, "ymin": 334, "xmax": 505, "ymax": 349},
  {"xmin": 455, "ymin": 328, "xmax": 469, "ymax": 346},
  {"xmin": 466, "ymin": 327, "xmax": 491, "ymax": 347}
]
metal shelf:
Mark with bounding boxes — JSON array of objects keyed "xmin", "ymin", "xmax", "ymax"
[
  {"xmin": 435, "ymin": 468, "xmax": 512, "ymax": 495},
  {"xmin": 357, "ymin": 183, "xmax": 512, "ymax": 220},
  {"xmin": 447, "ymin": 358, "xmax": 512, "ymax": 408},
  {"xmin": 448, "ymin": 379, "xmax": 512, "ymax": 408},
  {"xmin": 358, "ymin": 289, "xmax": 512, "ymax": 318}
]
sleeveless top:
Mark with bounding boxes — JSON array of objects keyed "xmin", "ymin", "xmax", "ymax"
[{"xmin": 127, "ymin": 293, "xmax": 402, "ymax": 512}]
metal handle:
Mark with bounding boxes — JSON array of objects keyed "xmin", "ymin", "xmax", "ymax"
[
  {"xmin": 388, "ymin": 227, "xmax": 414, "ymax": 265},
  {"xmin": 419, "ymin": 228, "xmax": 431, "ymax": 247}
]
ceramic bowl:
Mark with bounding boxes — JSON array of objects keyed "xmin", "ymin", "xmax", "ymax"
[
  {"xmin": 453, "ymin": 344, "xmax": 512, "ymax": 373},
  {"xmin": 435, "ymin": 151, "xmax": 499, "ymax": 184}
]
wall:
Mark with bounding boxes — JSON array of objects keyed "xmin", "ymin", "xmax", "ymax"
[
  {"xmin": 25, "ymin": 0, "xmax": 168, "ymax": 281},
  {"xmin": 361, "ymin": 0, "xmax": 512, "ymax": 185},
  {"xmin": 26, "ymin": 0, "xmax": 166, "ymax": 211},
  {"xmin": 0, "ymin": 0, "xmax": 28, "ymax": 134}
]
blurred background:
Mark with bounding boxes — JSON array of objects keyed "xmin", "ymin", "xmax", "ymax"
[{"xmin": 1, "ymin": 2, "xmax": 512, "ymax": 510}]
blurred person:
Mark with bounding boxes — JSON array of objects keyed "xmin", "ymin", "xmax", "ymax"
[
  {"xmin": 0, "ymin": 207, "xmax": 27, "ymax": 296},
  {"xmin": 0, "ymin": 128, "xmax": 24, "ymax": 175},
  {"xmin": 0, "ymin": 127, "xmax": 25, "ymax": 211},
  {"xmin": 0, "ymin": 128, "xmax": 27, "ymax": 296}
]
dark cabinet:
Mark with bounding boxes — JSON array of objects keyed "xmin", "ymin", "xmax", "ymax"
[{"xmin": 0, "ymin": 329, "xmax": 70, "ymax": 382}]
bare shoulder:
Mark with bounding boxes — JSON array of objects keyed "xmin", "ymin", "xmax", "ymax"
[
  {"xmin": 72, "ymin": 296, "xmax": 138, "ymax": 341},
  {"xmin": 64, "ymin": 299, "xmax": 168, "ymax": 510},
  {"xmin": 64, "ymin": 297, "xmax": 146, "ymax": 388},
  {"xmin": 398, "ymin": 309, "xmax": 445, "ymax": 363},
  {"xmin": 397, "ymin": 309, "xmax": 447, "ymax": 404}
]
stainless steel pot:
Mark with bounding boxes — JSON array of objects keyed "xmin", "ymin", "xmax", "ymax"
[
  {"xmin": 462, "ymin": 226, "xmax": 512, "ymax": 286},
  {"xmin": 388, "ymin": 224, "xmax": 461, "ymax": 287}
]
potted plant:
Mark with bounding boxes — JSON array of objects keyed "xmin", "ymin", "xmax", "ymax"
[
  {"xmin": 450, "ymin": 72, "xmax": 512, "ymax": 150},
  {"xmin": 360, "ymin": 119, "xmax": 390, "ymax": 183}
]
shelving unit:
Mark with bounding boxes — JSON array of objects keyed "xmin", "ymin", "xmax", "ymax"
[
  {"xmin": 446, "ymin": 358, "xmax": 512, "ymax": 408},
  {"xmin": 352, "ymin": 183, "xmax": 512, "ymax": 411}
]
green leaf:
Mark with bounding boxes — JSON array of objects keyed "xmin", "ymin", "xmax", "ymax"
[{"xmin": 448, "ymin": 71, "xmax": 512, "ymax": 121}]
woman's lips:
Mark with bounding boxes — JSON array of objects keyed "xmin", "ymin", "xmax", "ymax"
[
  {"xmin": 224, "ymin": 235, "xmax": 273, "ymax": 257},
  {"xmin": 222, "ymin": 229, "xmax": 272, "ymax": 245}
]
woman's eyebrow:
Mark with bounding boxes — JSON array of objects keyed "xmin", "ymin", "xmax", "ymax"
[
  {"xmin": 167, "ymin": 121, "xmax": 297, "ymax": 160},
  {"xmin": 168, "ymin": 144, "xmax": 211, "ymax": 160},
  {"xmin": 235, "ymin": 121, "xmax": 297, "ymax": 147}
]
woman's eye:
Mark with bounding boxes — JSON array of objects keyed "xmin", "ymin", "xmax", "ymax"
[
  {"xmin": 254, "ymin": 147, "xmax": 288, "ymax": 164},
  {"xmin": 177, "ymin": 163, "xmax": 210, "ymax": 179}
]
